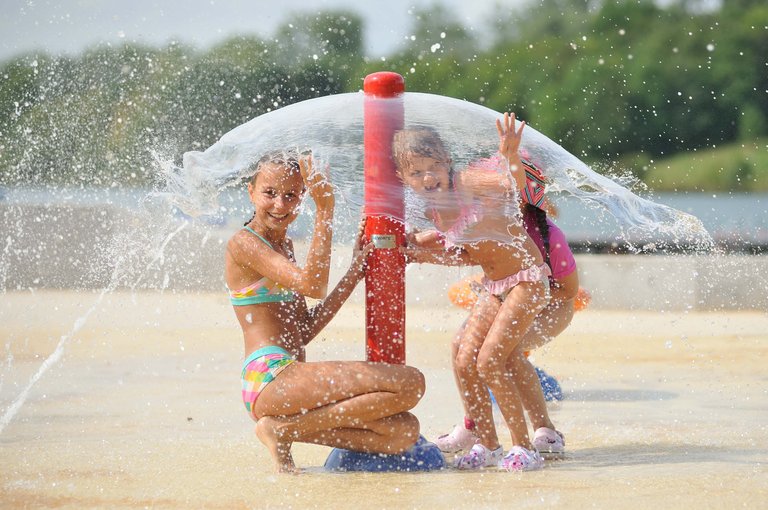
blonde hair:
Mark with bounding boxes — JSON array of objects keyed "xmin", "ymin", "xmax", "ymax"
[
  {"xmin": 392, "ymin": 127, "xmax": 451, "ymax": 172},
  {"xmin": 392, "ymin": 127, "xmax": 455, "ymax": 191}
]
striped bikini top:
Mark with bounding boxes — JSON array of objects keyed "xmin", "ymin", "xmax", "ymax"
[{"xmin": 228, "ymin": 227, "xmax": 296, "ymax": 306}]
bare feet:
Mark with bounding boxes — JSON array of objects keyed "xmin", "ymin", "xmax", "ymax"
[{"xmin": 255, "ymin": 416, "xmax": 299, "ymax": 474}]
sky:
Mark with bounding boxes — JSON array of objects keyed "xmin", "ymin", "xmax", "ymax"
[{"xmin": 0, "ymin": 0, "xmax": 524, "ymax": 61}]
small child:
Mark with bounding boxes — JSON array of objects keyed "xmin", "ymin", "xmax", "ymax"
[
  {"xmin": 436, "ymin": 159, "xmax": 578, "ymax": 459},
  {"xmin": 394, "ymin": 114, "xmax": 557, "ymax": 471}
]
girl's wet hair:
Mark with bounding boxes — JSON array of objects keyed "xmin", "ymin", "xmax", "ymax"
[
  {"xmin": 392, "ymin": 127, "xmax": 451, "ymax": 166},
  {"xmin": 524, "ymin": 203, "xmax": 551, "ymax": 270},
  {"xmin": 247, "ymin": 150, "xmax": 302, "ymax": 184},
  {"xmin": 243, "ymin": 149, "xmax": 304, "ymax": 226}
]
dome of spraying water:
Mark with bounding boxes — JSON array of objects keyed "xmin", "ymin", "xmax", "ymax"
[{"xmin": 164, "ymin": 91, "xmax": 714, "ymax": 251}]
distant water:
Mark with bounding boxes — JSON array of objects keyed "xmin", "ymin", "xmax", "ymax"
[
  {"xmin": 554, "ymin": 191, "xmax": 768, "ymax": 249},
  {"xmin": 2, "ymin": 186, "xmax": 766, "ymax": 249}
]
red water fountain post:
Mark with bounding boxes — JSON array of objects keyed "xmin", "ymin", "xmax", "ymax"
[
  {"xmin": 325, "ymin": 72, "xmax": 445, "ymax": 472},
  {"xmin": 363, "ymin": 72, "xmax": 406, "ymax": 364}
]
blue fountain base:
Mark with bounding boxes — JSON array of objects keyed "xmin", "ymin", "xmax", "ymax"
[
  {"xmin": 324, "ymin": 435, "xmax": 445, "ymax": 472},
  {"xmin": 489, "ymin": 366, "xmax": 563, "ymax": 403},
  {"xmin": 535, "ymin": 366, "xmax": 563, "ymax": 401}
]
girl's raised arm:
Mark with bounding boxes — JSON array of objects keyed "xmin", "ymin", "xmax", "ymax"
[
  {"xmin": 455, "ymin": 113, "xmax": 528, "ymax": 198},
  {"xmin": 295, "ymin": 154, "xmax": 334, "ymax": 299},
  {"xmin": 496, "ymin": 112, "xmax": 527, "ymax": 191}
]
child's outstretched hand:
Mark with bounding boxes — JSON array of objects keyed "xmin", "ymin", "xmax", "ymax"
[
  {"xmin": 496, "ymin": 112, "xmax": 525, "ymax": 165},
  {"xmin": 349, "ymin": 217, "xmax": 373, "ymax": 282},
  {"xmin": 401, "ymin": 229, "xmax": 443, "ymax": 264},
  {"xmin": 300, "ymin": 152, "xmax": 335, "ymax": 210},
  {"xmin": 496, "ymin": 112, "xmax": 527, "ymax": 191}
]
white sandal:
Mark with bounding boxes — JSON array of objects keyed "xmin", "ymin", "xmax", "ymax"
[{"xmin": 435, "ymin": 424, "xmax": 479, "ymax": 454}]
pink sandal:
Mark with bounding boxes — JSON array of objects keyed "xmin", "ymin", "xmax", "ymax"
[
  {"xmin": 500, "ymin": 446, "xmax": 544, "ymax": 472},
  {"xmin": 435, "ymin": 424, "xmax": 479, "ymax": 454},
  {"xmin": 454, "ymin": 444, "xmax": 504, "ymax": 470}
]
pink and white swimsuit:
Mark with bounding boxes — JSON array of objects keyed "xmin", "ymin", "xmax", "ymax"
[
  {"xmin": 481, "ymin": 263, "xmax": 552, "ymax": 300},
  {"xmin": 431, "ymin": 202, "xmax": 552, "ymax": 300}
]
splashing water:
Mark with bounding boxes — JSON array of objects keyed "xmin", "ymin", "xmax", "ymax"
[
  {"xmin": 162, "ymin": 91, "xmax": 714, "ymax": 251},
  {"xmin": 0, "ymin": 201, "xmax": 192, "ymax": 433},
  {"xmin": 1, "ymin": 90, "xmax": 716, "ymax": 435},
  {"xmin": 0, "ymin": 288, "xmax": 108, "ymax": 434}
]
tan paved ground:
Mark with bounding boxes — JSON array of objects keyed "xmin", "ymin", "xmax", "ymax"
[{"xmin": 1, "ymin": 291, "xmax": 766, "ymax": 508}]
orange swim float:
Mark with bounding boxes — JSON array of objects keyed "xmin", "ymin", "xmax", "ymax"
[
  {"xmin": 573, "ymin": 286, "xmax": 591, "ymax": 311},
  {"xmin": 446, "ymin": 274, "xmax": 484, "ymax": 310},
  {"xmin": 447, "ymin": 273, "xmax": 591, "ymax": 312}
]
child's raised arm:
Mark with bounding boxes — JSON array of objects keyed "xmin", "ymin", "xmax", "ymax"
[
  {"xmin": 297, "ymin": 154, "xmax": 335, "ymax": 298},
  {"xmin": 454, "ymin": 113, "xmax": 527, "ymax": 198},
  {"xmin": 496, "ymin": 112, "xmax": 527, "ymax": 191}
]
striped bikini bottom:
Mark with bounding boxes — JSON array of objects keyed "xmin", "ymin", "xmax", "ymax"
[{"xmin": 241, "ymin": 345, "xmax": 295, "ymax": 420}]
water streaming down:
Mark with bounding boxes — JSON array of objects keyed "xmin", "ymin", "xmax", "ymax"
[
  {"xmin": 0, "ymin": 206, "xmax": 190, "ymax": 434},
  {"xmin": 163, "ymin": 91, "xmax": 714, "ymax": 253}
]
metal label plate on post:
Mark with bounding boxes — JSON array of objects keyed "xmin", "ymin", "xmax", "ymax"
[{"xmin": 371, "ymin": 234, "xmax": 396, "ymax": 249}]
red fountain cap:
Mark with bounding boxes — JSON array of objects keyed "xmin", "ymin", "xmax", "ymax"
[{"xmin": 364, "ymin": 72, "xmax": 405, "ymax": 98}]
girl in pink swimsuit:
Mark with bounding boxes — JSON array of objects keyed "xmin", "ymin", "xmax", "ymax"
[
  {"xmin": 436, "ymin": 183, "xmax": 579, "ymax": 463},
  {"xmin": 393, "ymin": 113, "xmax": 555, "ymax": 472}
]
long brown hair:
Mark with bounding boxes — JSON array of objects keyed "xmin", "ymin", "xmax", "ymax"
[{"xmin": 524, "ymin": 203, "xmax": 551, "ymax": 269}]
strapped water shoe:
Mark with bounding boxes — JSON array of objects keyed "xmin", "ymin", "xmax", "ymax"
[
  {"xmin": 500, "ymin": 446, "xmax": 544, "ymax": 472},
  {"xmin": 435, "ymin": 424, "xmax": 479, "ymax": 454},
  {"xmin": 454, "ymin": 444, "xmax": 503, "ymax": 470},
  {"xmin": 532, "ymin": 427, "xmax": 565, "ymax": 458}
]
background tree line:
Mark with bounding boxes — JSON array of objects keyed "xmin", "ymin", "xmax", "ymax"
[{"xmin": 1, "ymin": 0, "xmax": 766, "ymax": 190}]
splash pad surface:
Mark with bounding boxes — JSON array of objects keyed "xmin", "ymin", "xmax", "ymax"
[{"xmin": 1, "ymin": 289, "xmax": 766, "ymax": 507}]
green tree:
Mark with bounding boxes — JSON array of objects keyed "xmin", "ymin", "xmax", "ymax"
[
  {"xmin": 1, "ymin": 4, "xmax": 765, "ymax": 190},
  {"xmin": 377, "ymin": 5, "xmax": 479, "ymax": 99},
  {"xmin": 274, "ymin": 10, "xmax": 366, "ymax": 92}
]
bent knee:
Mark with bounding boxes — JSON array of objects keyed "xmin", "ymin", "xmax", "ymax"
[
  {"xmin": 454, "ymin": 351, "xmax": 476, "ymax": 376},
  {"xmin": 400, "ymin": 366, "xmax": 426, "ymax": 402},
  {"xmin": 502, "ymin": 350, "xmax": 530, "ymax": 375},
  {"xmin": 389, "ymin": 412, "xmax": 421, "ymax": 453},
  {"xmin": 476, "ymin": 353, "xmax": 506, "ymax": 382}
]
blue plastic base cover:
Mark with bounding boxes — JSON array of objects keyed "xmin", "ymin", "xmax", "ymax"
[
  {"xmin": 324, "ymin": 435, "xmax": 445, "ymax": 472},
  {"xmin": 535, "ymin": 366, "xmax": 563, "ymax": 401},
  {"xmin": 489, "ymin": 366, "xmax": 563, "ymax": 403}
]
